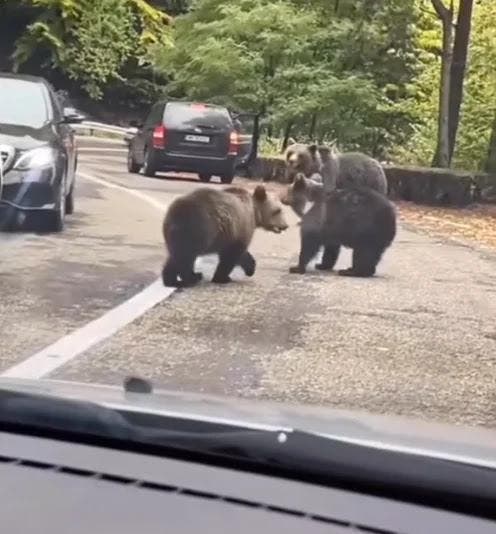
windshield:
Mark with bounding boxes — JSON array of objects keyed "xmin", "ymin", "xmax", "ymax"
[
  {"xmin": 164, "ymin": 102, "xmax": 233, "ymax": 129},
  {"xmin": 0, "ymin": 78, "xmax": 49, "ymax": 128},
  {"xmin": 1, "ymin": 0, "xmax": 496, "ymax": 470}
]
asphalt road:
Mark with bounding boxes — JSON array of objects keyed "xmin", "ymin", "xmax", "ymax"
[{"xmin": 1, "ymin": 136, "xmax": 496, "ymax": 428}]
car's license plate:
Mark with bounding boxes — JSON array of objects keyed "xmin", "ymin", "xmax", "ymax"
[{"xmin": 185, "ymin": 134, "xmax": 210, "ymax": 143}]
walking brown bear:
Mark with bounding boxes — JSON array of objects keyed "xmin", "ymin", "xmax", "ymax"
[{"xmin": 162, "ymin": 185, "xmax": 289, "ymax": 287}]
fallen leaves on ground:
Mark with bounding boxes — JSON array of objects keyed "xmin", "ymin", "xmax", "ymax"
[{"xmin": 397, "ymin": 201, "xmax": 496, "ymax": 250}]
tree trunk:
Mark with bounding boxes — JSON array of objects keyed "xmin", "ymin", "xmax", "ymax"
[
  {"xmin": 484, "ymin": 108, "xmax": 496, "ymax": 174},
  {"xmin": 281, "ymin": 121, "xmax": 294, "ymax": 152},
  {"xmin": 247, "ymin": 113, "xmax": 261, "ymax": 168},
  {"xmin": 448, "ymin": 0, "xmax": 474, "ymax": 163},
  {"xmin": 431, "ymin": 0, "xmax": 454, "ymax": 168},
  {"xmin": 308, "ymin": 113, "xmax": 317, "ymax": 140}
]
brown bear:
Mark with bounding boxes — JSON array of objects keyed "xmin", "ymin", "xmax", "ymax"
[
  {"xmin": 279, "ymin": 174, "xmax": 324, "ymax": 217},
  {"xmin": 284, "ymin": 142, "xmax": 322, "ymax": 182},
  {"xmin": 161, "ymin": 185, "xmax": 289, "ymax": 287},
  {"xmin": 318, "ymin": 145, "xmax": 388, "ymax": 196},
  {"xmin": 281, "ymin": 174, "xmax": 396, "ymax": 277}
]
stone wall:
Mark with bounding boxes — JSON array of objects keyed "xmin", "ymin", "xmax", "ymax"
[{"xmin": 242, "ymin": 156, "xmax": 496, "ymax": 206}]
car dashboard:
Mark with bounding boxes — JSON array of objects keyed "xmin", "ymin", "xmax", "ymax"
[{"xmin": 0, "ymin": 431, "xmax": 494, "ymax": 534}]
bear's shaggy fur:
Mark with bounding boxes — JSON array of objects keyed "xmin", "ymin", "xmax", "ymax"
[
  {"xmin": 318, "ymin": 145, "xmax": 388, "ymax": 196},
  {"xmin": 281, "ymin": 174, "xmax": 396, "ymax": 277},
  {"xmin": 162, "ymin": 185, "xmax": 288, "ymax": 287}
]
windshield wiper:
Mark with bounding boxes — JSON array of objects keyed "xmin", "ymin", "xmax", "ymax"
[{"xmin": 1, "ymin": 387, "xmax": 496, "ymax": 521}]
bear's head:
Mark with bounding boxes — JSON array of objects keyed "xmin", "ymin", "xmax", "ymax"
[
  {"xmin": 280, "ymin": 173, "xmax": 324, "ymax": 217},
  {"xmin": 252, "ymin": 185, "xmax": 289, "ymax": 234},
  {"xmin": 284, "ymin": 142, "xmax": 321, "ymax": 181}
]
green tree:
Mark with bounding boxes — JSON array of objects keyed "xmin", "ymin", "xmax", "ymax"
[
  {"xmin": 155, "ymin": 0, "xmax": 422, "ymax": 157},
  {"xmin": 298, "ymin": 0, "xmax": 423, "ymax": 155},
  {"xmin": 453, "ymin": 0, "xmax": 496, "ymax": 171},
  {"xmin": 448, "ymin": 0, "xmax": 474, "ymax": 162},
  {"xmin": 155, "ymin": 0, "xmax": 318, "ymax": 116},
  {"xmin": 12, "ymin": 0, "xmax": 171, "ymax": 99},
  {"xmin": 485, "ymin": 109, "xmax": 496, "ymax": 174},
  {"xmin": 393, "ymin": 0, "xmax": 495, "ymax": 172}
]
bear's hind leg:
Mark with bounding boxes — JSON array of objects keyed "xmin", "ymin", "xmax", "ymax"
[
  {"xmin": 176, "ymin": 252, "xmax": 201, "ymax": 287},
  {"xmin": 338, "ymin": 245, "xmax": 384, "ymax": 278},
  {"xmin": 316, "ymin": 244, "xmax": 340, "ymax": 271},
  {"xmin": 238, "ymin": 251, "xmax": 256, "ymax": 277},
  {"xmin": 212, "ymin": 242, "xmax": 246, "ymax": 284},
  {"xmin": 162, "ymin": 258, "xmax": 180, "ymax": 287}
]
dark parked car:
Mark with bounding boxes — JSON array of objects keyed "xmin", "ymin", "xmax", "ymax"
[
  {"xmin": 0, "ymin": 72, "xmax": 83, "ymax": 232},
  {"xmin": 127, "ymin": 101, "xmax": 254, "ymax": 184}
]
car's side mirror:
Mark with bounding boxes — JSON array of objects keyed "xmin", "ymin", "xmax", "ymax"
[{"xmin": 62, "ymin": 107, "xmax": 85, "ymax": 124}]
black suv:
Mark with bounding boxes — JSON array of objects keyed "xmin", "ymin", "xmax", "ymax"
[
  {"xmin": 0, "ymin": 72, "xmax": 83, "ymax": 232},
  {"xmin": 127, "ymin": 101, "xmax": 253, "ymax": 184}
]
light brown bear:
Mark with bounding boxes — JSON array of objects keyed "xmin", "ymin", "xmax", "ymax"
[
  {"xmin": 284, "ymin": 142, "xmax": 322, "ymax": 183},
  {"xmin": 162, "ymin": 185, "xmax": 288, "ymax": 287}
]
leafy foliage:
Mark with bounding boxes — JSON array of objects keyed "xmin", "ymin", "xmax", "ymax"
[
  {"xmin": 154, "ymin": 0, "xmax": 422, "ymax": 157},
  {"xmin": 12, "ymin": 0, "xmax": 171, "ymax": 98},
  {"xmin": 452, "ymin": 0, "xmax": 496, "ymax": 170},
  {"xmin": 394, "ymin": 0, "xmax": 496, "ymax": 171},
  {"xmin": 3, "ymin": 0, "xmax": 495, "ymax": 170}
]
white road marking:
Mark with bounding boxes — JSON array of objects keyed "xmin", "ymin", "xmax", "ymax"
[
  {"xmin": 0, "ymin": 170, "xmax": 176, "ymax": 380},
  {"xmin": 1, "ymin": 279, "xmax": 175, "ymax": 379},
  {"xmin": 78, "ymin": 170, "xmax": 168, "ymax": 213}
]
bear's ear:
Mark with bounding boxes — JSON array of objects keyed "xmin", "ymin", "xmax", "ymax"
[
  {"xmin": 329, "ymin": 139, "xmax": 339, "ymax": 155},
  {"xmin": 285, "ymin": 147, "xmax": 295, "ymax": 162},
  {"xmin": 293, "ymin": 174, "xmax": 306, "ymax": 191},
  {"xmin": 253, "ymin": 185, "xmax": 267, "ymax": 202},
  {"xmin": 308, "ymin": 143, "xmax": 318, "ymax": 156}
]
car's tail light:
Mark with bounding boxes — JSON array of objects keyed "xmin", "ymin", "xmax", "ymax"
[
  {"xmin": 152, "ymin": 125, "xmax": 167, "ymax": 149},
  {"xmin": 228, "ymin": 131, "xmax": 239, "ymax": 155}
]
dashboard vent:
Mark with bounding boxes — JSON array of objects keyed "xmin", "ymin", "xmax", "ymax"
[{"xmin": 0, "ymin": 454, "xmax": 398, "ymax": 534}]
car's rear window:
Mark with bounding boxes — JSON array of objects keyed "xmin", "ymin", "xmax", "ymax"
[
  {"xmin": 0, "ymin": 78, "xmax": 49, "ymax": 128},
  {"xmin": 163, "ymin": 102, "xmax": 232, "ymax": 129}
]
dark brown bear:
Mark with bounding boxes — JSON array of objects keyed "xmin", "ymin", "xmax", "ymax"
[
  {"xmin": 318, "ymin": 145, "xmax": 388, "ymax": 196},
  {"xmin": 161, "ymin": 185, "xmax": 288, "ymax": 287},
  {"xmin": 282, "ymin": 174, "xmax": 396, "ymax": 277}
]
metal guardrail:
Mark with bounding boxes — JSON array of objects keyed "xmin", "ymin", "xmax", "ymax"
[
  {"xmin": 73, "ymin": 121, "xmax": 134, "ymax": 135},
  {"xmin": 72, "ymin": 121, "xmax": 137, "ymax": 144}
]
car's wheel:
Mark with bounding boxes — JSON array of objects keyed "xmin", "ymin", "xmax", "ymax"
[
  {"xmin": 220, "ymin": 171, "xmax": 235, "ymax": 184},
  {"xmin": 199, "ymin": 173, "xmax": 212, "ymax": 183},
  {"xmin": 127, "ymin": 149, "xmax": 140, "ymax": 174},
  {"xmin": 39, "ymin": 179, "xmax": 65, "ymax": 233},
  {"xmin": 143, "ymin": 148, "xmax": 157, "ymax": 177},
  {"xmin": 65, "ymin": 181, "xmax": 75, "ymax": 215}
]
